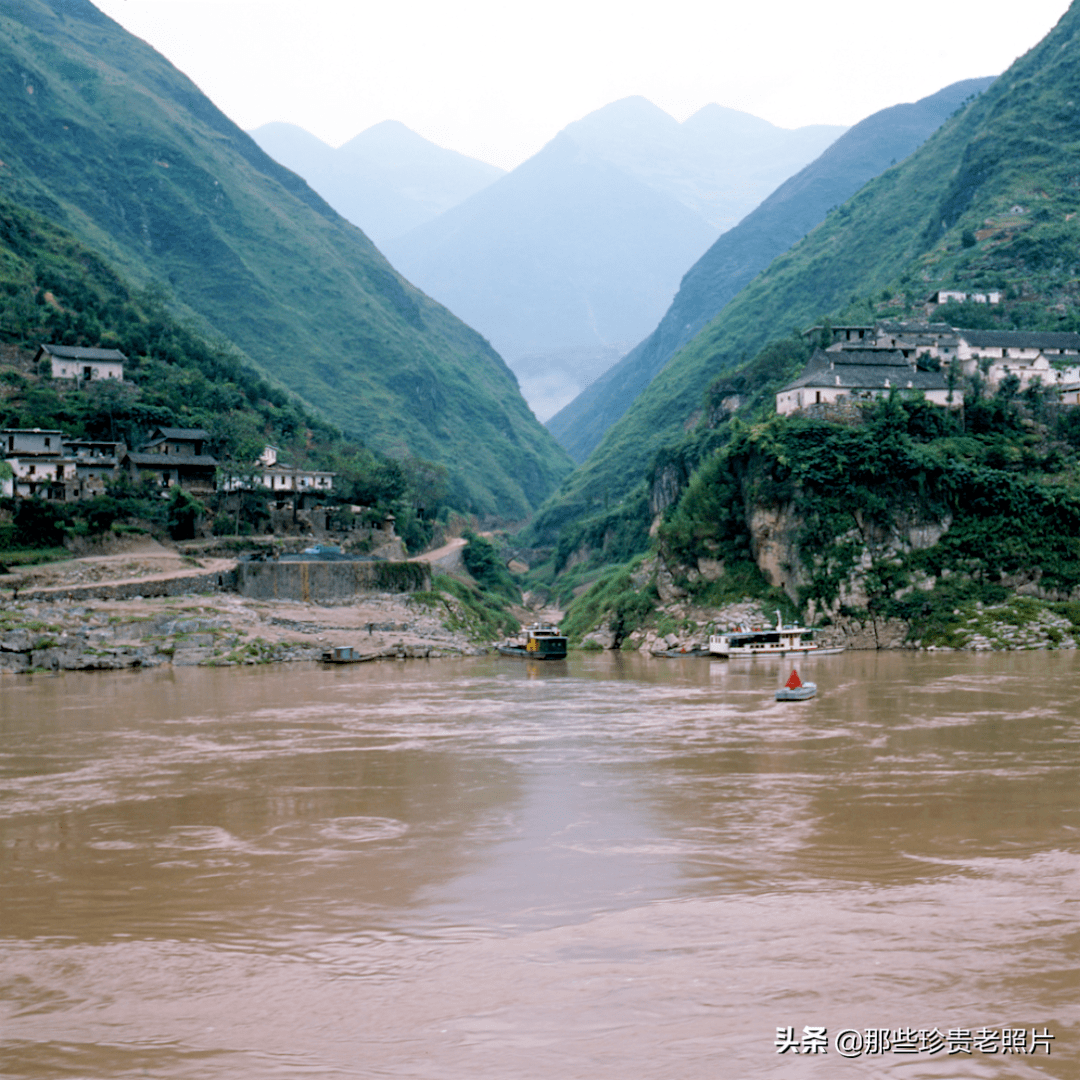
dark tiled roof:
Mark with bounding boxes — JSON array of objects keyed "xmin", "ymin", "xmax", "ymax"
[
  {"xmin": 263, "ymin": 464, "xmax": 335, "ymax": 475},
  {"xmin": 877, "ymin": 321, "xmax": 953, "ymax": 333},
  {"xmin": 125, "ymin": 453, "xmax": 218, "ymax": 468},
  {"xmin": 956, "ymin": 330, "xmax": 1080, "ymax": 349},
  {"xmin": 148, "ymin": 427, "xmax": 212, "ymax": 440},
  {"xmin": 38, "ymin": 344, "xmax": 127, "ymax": 361},
  {"xmin": 831, "ymin": 348, "xmax": 911, "ymax": 368},
  {"xmin": 781, "ymin": 361, "xmax": 948, "ymax": 394},
  {"xmin": 803, "ymin": 324, "xmax": 873, "ymax": 335}
]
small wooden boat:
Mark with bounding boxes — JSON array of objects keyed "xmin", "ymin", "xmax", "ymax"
[
  {"xmin": 776, "ymin": 668, "xmax": 817, "ymax": 701},
  {"xmin": 322, "ymin": 645, "xmax": 380, "ymax": 664},
  {"xmin": 497, "ymin": 623, "xmax": 567, "ymax": 660}
]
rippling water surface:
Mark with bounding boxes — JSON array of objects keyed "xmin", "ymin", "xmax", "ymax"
[{"xmin": 1, "ymin": 651, "xmax": 1078, "ymax": 1078}]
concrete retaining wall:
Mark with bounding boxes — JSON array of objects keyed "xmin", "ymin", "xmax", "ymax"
[
  {"xmin": 236, "ymin": 560, "xmax": 429, "ymax": 602},
  {"xmin": 23, "ymin": 569, "xmax": 238, "ymax": 603}
]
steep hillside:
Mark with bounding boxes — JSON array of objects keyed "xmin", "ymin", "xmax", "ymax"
[
  {"xmin": 0, "ymin": 193, "xmax": 337, "ymax": 454},
  {"xmin": 562, "ymin": 394, "xmax": 1080, "ymax": 652},
  {"xmin": 530, "ymin": 1, "xmax": 1080, "ymax": 538},
  {"xmin": 0, "ymin": 0, "xmax": 572, "ymax": 519},
  {"xmin": 547, "ymin": 76, "xmax": 996, "ymax": 463},
  {"xmin": 0, "ymin": 192, "xmax": 472, "ymax": 552},
  {"xmin": 248, "ymin": 120, "xmax": 503, "ymax": 247},
  {"xmin": 383, "ymin": 97, "xmax": 842, "ymax": 419}
]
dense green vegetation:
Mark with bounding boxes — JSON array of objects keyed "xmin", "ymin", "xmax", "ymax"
[
  {"xmin": 0, "ymin": 0, "xmax": 572, "ymax": 519},
  {"xmin": 560, "ymin": 558, "xmax": 657, "ymax": 645},
  {"xmin": 520, "ymin": 334, "xmax": 813, "ymax": 599},
  {"xmin": 0, "ymin": 195, "xmax": 336, "ymax": 449},
  {"xmin": 546, "ymin": 76, "xmax": 996, "ymax": 464},
  {"xmin": 0, "ymin": 194, "xmax": 454, "ymax": 550},
  {"xmin": 656, "ymin": 391, "xmax": 1080, "ymax": 641},
  {"xmin": 534, "ymin": 1, "xmax": 1080, "ymax": 538},
  {"xmin": 461, "ymin": 530, "xmax": 522, "ymax": 604},
  {"xmin": 410, "ymin": 572, "xmax": 520, "ymax": 641}
]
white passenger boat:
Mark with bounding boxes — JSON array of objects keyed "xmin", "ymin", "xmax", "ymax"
[{"xmin": 708, "ymin": 611, "xmax": 843, "ymax": 658}]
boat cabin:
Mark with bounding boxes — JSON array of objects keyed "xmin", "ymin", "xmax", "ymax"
[{"xmin": 708, "ymin": 611, "xmax": 818, "ymax": 658}]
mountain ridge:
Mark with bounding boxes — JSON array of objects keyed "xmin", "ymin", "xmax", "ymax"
[
  {"xmin": 528, "ymin": 2, "xmax": 1080, "ymax": 541},
  {"xmin": 248, "ymin": 119, "xmax": 503, "ymax": 247},
  {"xmin": 546, "ymin": 75, "xmax": 997, "ymax": 463},
  {"xmin": 383, "ymin": 97, "xmax": 844, "ymax": 418}
]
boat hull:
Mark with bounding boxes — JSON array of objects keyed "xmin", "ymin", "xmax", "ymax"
[
  {"xmin": 776, "ymin": 683, "xmax": 817, "ymax": 701},
  {"xmin": 710, "ymin": 646, "xmax": 845, "ymax": 658},
  {"xmin": 322, "ymin": 647, "xmax": 381, "ymax": 663},
  {"xmin": 497, "ymin": 644, "xmax": 567, "ymax": 660}
]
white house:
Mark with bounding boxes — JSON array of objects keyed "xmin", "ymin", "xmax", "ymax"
[
  {"xmin": 829, "ymin": 323, "xmax": 1080, "ymax": 394},
  {"xmin": 3, "ymin": 428, "xmax": 63, "ymax": 456},
  {"xmin": 5, "ymin": 455, "xmax": 75, "ymax": 498},
  {"xmin": 63, "ymin": 439, "xmax": 120, "ymax": 498},
  {"xmin": 952, "ymin": 330, "xmax": 1080, "ymax": 390},
  {"xmin": 776, "ymin": 349, "xmax": 953, "ymax": 416},
  {"xmin": 222, "ymin": 445, "xmax": 335, "ymax": 494},
  {"xmin": 1, "ymin": 429, "xmax": 118, "ymax": 500},
  {"xmin": 36, "ymin": 344, "xmax": 126, "ymax": 382},
  {"xmin": 928, "ymin": 289, "xmax": 1002, "ymax": 306}
]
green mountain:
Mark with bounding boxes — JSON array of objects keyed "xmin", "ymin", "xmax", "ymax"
[
  {"xmin": 530, "ymin": 1, "xmax": 1080, "ymax": 540},
  {"xmin": 545, "ymin": 77, "xmax": 995, "ymax": 464},
  {"xmin": 0, "ymin": 0, "xmax": 572, "ymax": 519}
]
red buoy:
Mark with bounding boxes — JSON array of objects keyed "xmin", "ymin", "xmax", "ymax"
[{"xmin": 785, "ymin": 669, "xmax": 802, "ymax": 690}]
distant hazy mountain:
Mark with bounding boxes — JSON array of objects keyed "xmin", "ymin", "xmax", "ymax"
[
  {"xmin": 546, "ymin": 76, "xmax": 997, "ymax": 461},
  {"xmin": 249, "ymin": 120, "xmax": 504, "ymax": 247},
  {"xmin": 564, "ymin": 97, "xmax": 846, "ymax": 232},
  {"xmin": 384, "ymin": 98, "xmax": 845, "ymax": 419},
  {"xmin": 385, "ymin": 131, "xmax": 720, "ymax": 419}
]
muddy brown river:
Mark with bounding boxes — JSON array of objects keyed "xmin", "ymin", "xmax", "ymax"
[{"xmin": 1, "ymin": 651, "xmax": 1078, "ymax": 1078}]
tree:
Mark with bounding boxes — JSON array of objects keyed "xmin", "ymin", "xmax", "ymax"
[
  {"xmin": 398, "ymin": 456, "xmax": 449, "ymax": 518},
  {"xmin": 166, "ymin": 486, "xmax": 206, "ymax": 541}
]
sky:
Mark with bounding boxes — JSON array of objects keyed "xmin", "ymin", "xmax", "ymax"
[{"xmin": 94, "ymin": 0, "xmax": 1074, "ymax": 171}]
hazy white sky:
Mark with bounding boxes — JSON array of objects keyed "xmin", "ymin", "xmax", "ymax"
[{"xmin": 94, "ymin": 0, "xmax": 1072, "ymax": 170}]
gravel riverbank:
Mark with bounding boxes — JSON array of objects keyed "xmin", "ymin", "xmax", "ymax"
[{"xmin": 0, "ymin": 591, "xmax": 487, "ymax": 674}]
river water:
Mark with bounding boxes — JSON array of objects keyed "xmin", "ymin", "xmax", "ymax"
[{"xmin": 1, "ymin": 651, "xmax": 1078, "ymax": 1079}]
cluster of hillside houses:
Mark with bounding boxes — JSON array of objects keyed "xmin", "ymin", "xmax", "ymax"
[
  {"xmin": 777, "ymin": 321, "xmax": 1080, "ymax": 416},
  {"xmin": 2, "ymin": 346, "xmax": 335, "ymax": 501}
]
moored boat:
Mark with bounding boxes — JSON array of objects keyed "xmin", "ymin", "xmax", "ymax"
[
  {"xmin": 497, "ymin": 622, "xmax": 568, "ymax": 659},
  {"xmin": 709, "ymin": 610, "xmax": 843, "ymax": 658},
  {"xmin": 776, "ymin": 668, "xmax": 817, "ymax": 701},
  {"xmin": 322, "ymin": 645, "xmax": 379, "ymax": 663}
]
